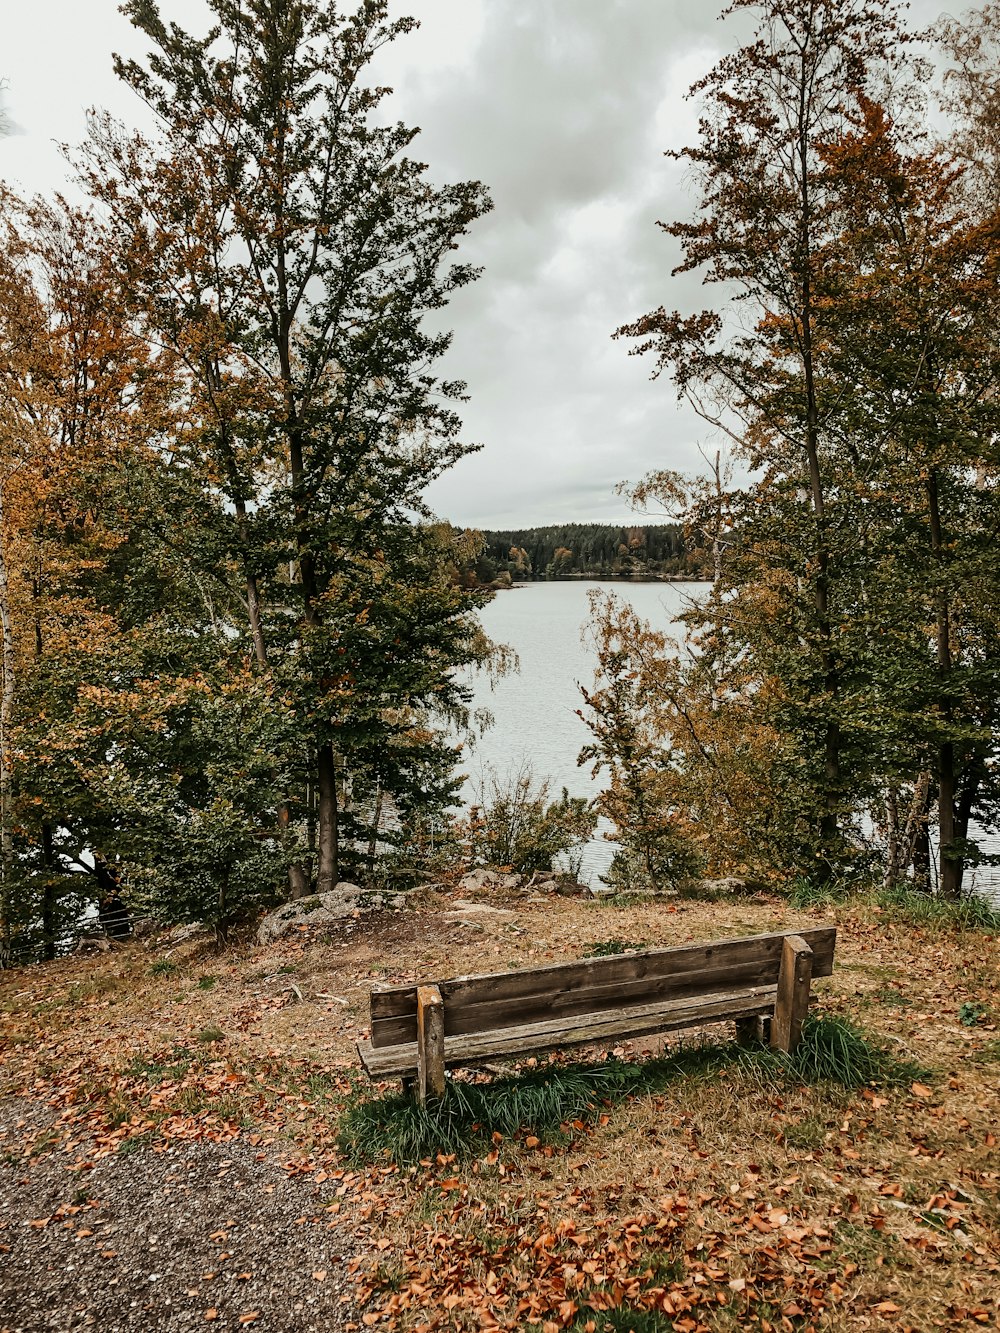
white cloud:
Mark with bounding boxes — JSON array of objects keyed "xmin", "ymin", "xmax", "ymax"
[{"xmin": 2, "ymin": 0, "xmax": 951, "ymax": 529}]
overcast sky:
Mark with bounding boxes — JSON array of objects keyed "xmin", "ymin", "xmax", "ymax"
[{"xmin": 2, "ymin": 0, "xmax": 948, "ymax": 529}]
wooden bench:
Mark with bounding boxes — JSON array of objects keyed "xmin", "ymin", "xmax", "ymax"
[{"xmin": 357, "ymin": 926, "xmax": 837, "ymax": 1102}]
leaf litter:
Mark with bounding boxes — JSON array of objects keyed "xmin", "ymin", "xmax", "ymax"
[{"xmin": 0, "ymin": 891, "xmax": 997, "ymax": 1330}]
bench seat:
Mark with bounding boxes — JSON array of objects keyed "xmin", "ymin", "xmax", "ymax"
[{"xmin": 357, "ymin": 982, "xmax": 779, "ymax": 1079}]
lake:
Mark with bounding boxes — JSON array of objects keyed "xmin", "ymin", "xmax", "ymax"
[
  {"xmin": 461, "ymin": 580, "xmax": 697, "ymax": 885},
  {"xmin": 460, "ymin": 580, "xmax": 1000, "ymax": 902}
]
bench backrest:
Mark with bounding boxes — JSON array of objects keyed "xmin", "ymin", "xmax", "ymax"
[{"xmin": 368, "ymin": 926, "xmax": 836, "ymax": 1048}]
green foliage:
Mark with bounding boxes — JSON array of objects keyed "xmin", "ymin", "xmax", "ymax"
[
  {"xmin": 874, "ymin": 887, "xmax": 1000, "ymax": 933},
  {"xmin": 959, "ymin": 1002, "xmax": 988, "ymax": 1027},
  {"xmin": 787, "ymin": 878, "xmax": 853, "ymax": 910},
  {"xmin": 473, "ymin": 523, "xmax": 700, "ymax": 584},
  {"xmin": 0, "ymin": 1, "xmax": 500, "ymax": 965},
  {"xmin": 559, "ymin": 1312, "xmax": 675, "ymax": 1333},
  {"xmin": 603, "ymin": 0, "xmax": 1000, "ymax": 895},
  {"xmin": 781, "ymin": 1015, "xmax": 925, "ymax": 1089},
  {"xmin": 786, "ymin": 878, "xmax": 1000, "ymax": 933},
  {"xmin": 150, "ymin": 960, "xmax": 178, "ymax": 977},
  {"xmin": 339, "ymin": 1016, "xmax": 919, "ymax": 1166},
  {"xmin": 583, "ymin": 939, "xmax": 646, "ymax": 957},
  {"xmin": 469, "ymin": 767, "xmax": 597, "ymax": 876}
]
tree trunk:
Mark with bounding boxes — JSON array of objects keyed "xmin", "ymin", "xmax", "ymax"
[
  {"xmin": 795, "ymin": 77, "xmax": 841, "ymax": 874},
  {"xmin": 0, "ymin": 481, "xmax": 16, "ymax": 964},
  {"xmin": 884, "ymin": 787, "xmax": 900, "ymax": 890},
  {"xmin": 41, "ymin": 822, "xmax": 57, "ymax": 961},
  {"xmin": 927, "ymin": 471, "xmax": 962, "ymax": 898},
  {"xmin": 315, "ymin": 742, "xmax": 339, "ymax": 893},
  {"xmin": 939, "ymin": 744, "xmax": 962, "ymax": 898},
  {"xmin": 898, "ymin": 772, "xmax": 932, "ymax": 888}
]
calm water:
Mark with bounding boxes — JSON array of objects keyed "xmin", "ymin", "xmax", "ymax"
[
  {"xmin": 460, "ymin": 581, "xmax": 697, "ymax": 884},
  {"xmin": 460, "ymin": 581, "xmax": 999, "ymax": 901}
]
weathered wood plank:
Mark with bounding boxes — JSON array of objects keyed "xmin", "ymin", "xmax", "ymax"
[
  {"xmin": 358, "ymin": 984, "xmax": 779, "ymax": 1079},
  {"xmin": 770, "ymin": 935, "xmax": 813, "ymax": 1054},
  {"xmin": 416, "ymin": 984, "xmax": 446, "ymax": 1103},
  {"xmin": 369, "ymin": 927, "xmax": 836, "ymax": 1048},
  {"xmin": 370, "ymin": 927, "xmax": 835, "ymax": 1019}
]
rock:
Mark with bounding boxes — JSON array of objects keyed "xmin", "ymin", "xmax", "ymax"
[
  {"xmin": 445, "ymin": 901, "xmax": 517, "ymax": 920},
  {"xmin": 255, "ymin": 882, "xmax": 401, "ymax": 946},
  {"xmin": 130, "ymin": 916, "xmax": 159, "ymax": 939},
  {"xmin": 457, "ymin": 868, "xmax": 523, "ymax": 894},
  {"xmin": 699, "ymin": 877, "xmax": 747, "ymax": 897},
  {"xmin": 73, "ymin": 935, "xmax": 111, "ymax": 955},
  {"xmin": 458, "ymin": 868, "xmax": 495, "ymax": 893},
  {"xmin": 167, "ymin": 922, "xmax": 208, "ymax": 944}
]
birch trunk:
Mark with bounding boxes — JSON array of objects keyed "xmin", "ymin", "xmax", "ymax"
[{"xmin": 0, "ymin": 480, "xmax": 16, "ymax": 962}]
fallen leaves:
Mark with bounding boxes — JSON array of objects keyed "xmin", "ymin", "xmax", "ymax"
[{"xmin": 349, "ymin": 1176, "xmax": 850, "ymax": 1331}]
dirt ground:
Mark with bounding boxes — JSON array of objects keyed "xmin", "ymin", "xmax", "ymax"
[{"xmin": 1, "ymin": 885, "xmax": 998, "ymax": 1331}]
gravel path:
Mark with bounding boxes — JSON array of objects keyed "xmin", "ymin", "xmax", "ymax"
[{"xmin": 0, "ymin": 1135, "xmax": 358, "ymax": 1333}]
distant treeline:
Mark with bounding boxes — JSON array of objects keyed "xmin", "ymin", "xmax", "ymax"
[{"xmin": 460, "ymin": 523, "xmax": 706, "ymax": 586}]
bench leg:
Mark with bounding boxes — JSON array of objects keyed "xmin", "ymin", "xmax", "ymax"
[
  {"xmin": 417, "ymin": 984, "xmax": 446, "ymax": 1104},
  {"xmin": 736, "ymin": 1016, "xmax": 766, "ymax": 1047},
  {"xmin": 771, "ymin": 935, "xmax": 813, "ymax": 1054}
]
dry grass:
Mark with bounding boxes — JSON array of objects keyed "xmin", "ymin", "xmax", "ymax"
[{"xmin": 1, "ymin": 887, "xmax": 998, "ymax": 1329}]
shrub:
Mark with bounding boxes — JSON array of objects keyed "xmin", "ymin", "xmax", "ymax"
[{"xmin": 468, "ymin": 765, "xmax": 597, "ymax": 876}]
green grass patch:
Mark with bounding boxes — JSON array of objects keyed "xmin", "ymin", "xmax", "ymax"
[
  {"xmin": 197, "ymin": 975, "xmax": 217, "ymax": 991},
  {"xmin": 785, "ymin": 1014, "xmax": 924, "ymax": 1087},
  {"xmin": 339, "ymin": 1015, "xmax": 923, "ymax": 1166},
  {"xmin": 150, "ymin": 960, "xmax": 179, "ymax": 977},
  {"xmin": 127, "ymin": 1051, "xmax": 194, "ymax": 1082},
  {"xmin": 787, "ymin": 878, "xmax": 850, "ymax": 910},
  {"xmin": 558, "ymin": 1313, "xmax": 675, "ymax": 1333},
  {"xmin": 782, "ymin": 1113, "xmax": 828, "ymax": 1150},
  {"xmin": 787, "ymin": 878, "xmax": 1000, "ymax": 932},
  {"xmin": 875, "ymin": 887, "xmax": 1000, "ymax": 932},
  {"xmin": 872, "ymin": 985, "xmax": 913, "ymax": 1008}
]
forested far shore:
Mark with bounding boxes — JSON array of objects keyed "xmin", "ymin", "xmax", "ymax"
[{"xmin": 451, "ymin": 523, "xmax": 707, "ymax": 587}]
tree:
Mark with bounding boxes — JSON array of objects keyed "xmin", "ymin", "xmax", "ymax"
[
  {"xmin": 616, "ymin": 0, "xmax": 916, "ymax": 880},
  {"xmin": 603, "ymin": 0, "xmax": 1000, "ymax": 894},
  {"xmin": 79, "ymin": 0, "xmax": 493, "ymax": 898},
  {"xmin": 0, "ymin": 189, "xmax": 171, "ymax": 959},
  {"xmin": 811, "ymin": 96, "xmax": 1000, "ymax": 895}
]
